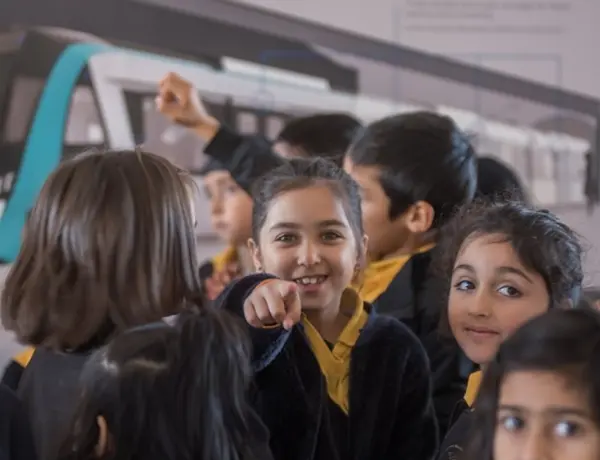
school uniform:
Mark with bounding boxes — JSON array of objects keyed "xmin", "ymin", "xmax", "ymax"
[
  {"xmin": 0, "ymin": 384, "xmax": 37, "ymax": 460},
  {"xmin": 15, "ymin": 348, "xmax": 97, "ymax": 460},
  {"xmin": 204, "ymin": 125, "xmax": 464, "ymax": 436},
  {"xmin": 356, "ymin": 247, "xmax": 467, "ymax": 438},
  {"xmin": 437, "ymin": 371, "xmax": 481, "ymax": 460},
  {"xmin": 217, "ymin": 273, "xmax": 438, "ymax": 460},
  {"xmin": 1, "ymin": 348, "xmax": 34, "ymax": 392}
]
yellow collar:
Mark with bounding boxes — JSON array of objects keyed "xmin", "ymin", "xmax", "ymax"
[
  {"xmin": 302, "ymin": 289, "xmax": 368, "ymax": 415},
  {"xmin": 464, "ymin": 370, "xmax": 483, "ymax": 406},
  {"xmin": 355, "ymin": 244, "xmax": 435, "ymax": 303},
  {"xmin": 211, "ymin": 246, "xmax": 238, "ymax": 273}
]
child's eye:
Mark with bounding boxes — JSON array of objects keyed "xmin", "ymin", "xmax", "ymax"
[
  {"xmin": 499, "ymin": 415, "xmax": 525, "ymax": 433},
  {"xmin": 275, "ymin": 233, "xmax": 296, "ymax": 244},
  {"xmin": 225, "ymin": 185, "xmax": 240, "ymax": 194},
  {"xmin": 497, "ymin": 285, "xmax": 522, "ymax": 297},
  {"xmin": 321, "ymin": 231, "xmax": 343, "ymax": 242},
  {"xmin": 554, "ymin": 420, "xmax": 581, "ymax": 438},
  {"xmin": 454, "ymin": 280, "xmax": 474, "ymax": 291}
]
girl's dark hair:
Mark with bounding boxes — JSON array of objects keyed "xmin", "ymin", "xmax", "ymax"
[
  {"xmin": 476, "ymin": 156, "xmax": 529, "ymax": 204},
  {"xmin": 251, "ymin": 157, "xmax": 364, "ymax": 262},
  {"xmin": 464, "ymin": 308, "xmax": 600, "ymax": 460},
  {"xmin": 58, "ymin": 307, "xmax": 263, "ymax": 460},
  {"xmin": 436, "ymin": 200, "xmax": 584, "ymax": 336},
  {"xmin": 2, "ymin": 149, "xmax": 203, "ymax": 350}
]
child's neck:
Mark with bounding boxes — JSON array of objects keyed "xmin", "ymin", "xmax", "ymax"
[
  {"xmin": 235, "ymin": 244, "xmax": 255, "ymax": 275},
  {"xmin": 304, "ymin": 293, "xmax": 355, "ymax": 344},
  {"xmin": 381, "ymin": 231, "xmax": 436, "ymax": 261}
]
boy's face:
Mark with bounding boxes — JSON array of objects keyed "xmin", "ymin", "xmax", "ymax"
[
  {"xmin": 343, "ymin": 157, "xmax": 409, "ymax": 260},
  {"xmin": 202, "ymin": 170, "xmax": 253, "ymax": 246}
]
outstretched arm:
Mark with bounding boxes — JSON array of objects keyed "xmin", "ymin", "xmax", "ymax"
[
  {"xmin": 156, "ymin": 72, "xmax": 285, "ymax": 195},
  {"xmin": 215, "ymin": 274, "xmax": 301, "ymax": 372}
]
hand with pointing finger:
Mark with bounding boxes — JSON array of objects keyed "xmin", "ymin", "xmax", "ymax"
[{"xmin": 243, "ymin": 280, "xmax": 302, "ymax": 331}]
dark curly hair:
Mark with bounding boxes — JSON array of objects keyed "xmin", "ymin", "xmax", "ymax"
[{"xmin": 436, "ymin": 200, "xmax": 584, "ymax": 338}]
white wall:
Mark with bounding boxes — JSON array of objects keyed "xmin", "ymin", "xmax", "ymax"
[
  {"xmin": 232, "ymin": 0, "xmax": 600, "ymax": 99},
  {"xmin": 552, "ymin": 205, "xmax": 600, "ymax": 286}
]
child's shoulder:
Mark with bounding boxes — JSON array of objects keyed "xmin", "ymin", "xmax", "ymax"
[{"xmin": 362, "ymin": 308, "xmax": 427, "ymax": 358}]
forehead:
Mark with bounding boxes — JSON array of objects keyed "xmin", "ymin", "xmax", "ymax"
[
  {"xmin": 343, "ymin": 158, "xmax": 381, "ymax": 187},
  {"xmin": 500, "ymin": 370, "xmax": 586, "ymax": 409},
  {"xmin": 263, "ymin": 185, "xmax": 350, "ymax": 227},
  {"xmin": 457, "ymin": 233, "xmax": 526, "ymax": 268},
  {"xmin": 202, "ymin": 170, "xmax": 234, "ymax": 186}
]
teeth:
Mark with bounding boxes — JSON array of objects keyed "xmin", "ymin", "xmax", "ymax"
[{"xmin": 295, "ymin": 276, "xmax": 325, "ymax": 285}]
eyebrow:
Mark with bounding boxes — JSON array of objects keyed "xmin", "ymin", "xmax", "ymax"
[
  {"xmin": 453, "ymin": 263, "xmax": 534, "ymax": 284},
  {"xmin": 498, "ymin": 404, "xmax": 591, "ymax": 418},
  {"xmin": 269, "ymin": 219, "xmax": 347, "ymax": 232}
]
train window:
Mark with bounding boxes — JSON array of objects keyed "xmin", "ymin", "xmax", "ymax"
[
  {"xmin": 2, "ymin": 77, "xmax": 44, "ymax": 143},
  {"xmin": 136, "ymin": 96, "xmax": 206, "ymax": 172},
  {"xmin": 237, "ymin": 112, "xmax": 258, "ymax": 134},
  {"xmin": 64, "ymin": 86, "xmax": 104, "ymax": 145},
  {"xmin": 266, "ymin": 116, "xmax": 285, "ymax": 140}
]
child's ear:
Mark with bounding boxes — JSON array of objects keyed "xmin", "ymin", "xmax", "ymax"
[
  {"xmin": 359, "ymin": 234, "xmax": 369, "ymax": 268},
  {"xmin": 404, "ymin": 200, "xmax": 435, "ymax": 234},
  {"xmin": 95, "ymin": 415, "xmax": 109, "ymax": 457},
  {"xmin": 247, "ymin": 238, "xmax": 263, "ymax": 272}
]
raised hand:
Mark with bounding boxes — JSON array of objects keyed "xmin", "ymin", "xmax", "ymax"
[{"xmin": 156, "ymin": 72, "xmax": 219, "ymax": 139}]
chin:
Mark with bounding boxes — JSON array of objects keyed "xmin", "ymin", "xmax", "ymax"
[
  {"xmin": 463, "ymin": 350, "xmax": 494, "ymax": 368},
  {"xmin": 300, "ymin": 292, "xmax": 334, "ymax": 311}
]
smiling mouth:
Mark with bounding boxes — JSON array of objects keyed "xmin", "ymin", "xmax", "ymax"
[
  {"xmin": 294, "ymin": 275, "xmax": 328, "ymax": 286},
  {"xmin": 464, "ymin": 326, "xmax": 500, "ymax": 337}
]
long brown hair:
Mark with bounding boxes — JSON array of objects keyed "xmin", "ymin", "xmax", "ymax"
[{"xmin": 2, "ymin": 150, "xmax": 203, "ymax": 350}]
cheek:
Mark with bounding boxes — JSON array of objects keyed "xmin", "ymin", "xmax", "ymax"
[
  {"xmin": 498, "ymin": 301, "xmax": 548, "ymax": 339},
  {"xmin": 361, "ymin": 203, "xmax": 384, "ymax": 232},
  {"xmin": 259, "ymin": 246, "xmax": 291, "ymax": 275},
  {"xmin": 447, "ymin": 290, "xmax": 463, "ymax": 333},
  {"xmin": 332, "ymin": 245, "xmax": 360, "ymax": 281},
  {"xmin": 493, "ymin": 427, "xmax": 513, "ymax": 459},
  {"xmin": 227, "ymin": 196, "xmax": 252, "ymax": 222}
]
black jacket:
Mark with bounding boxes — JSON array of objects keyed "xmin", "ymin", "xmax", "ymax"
[
  {"xmin": 17, "ymin": 349, "xmax": 91, "ymax": 460},
  {"xmin": 217, "ymin": 273, "xmax": 438, "ymax": 460},
  {"xmin": 373, "ymin": 249, "xmax": 467, "ymax": 438},
  {"xmin": 437, "ymin": 400, "xmax": 472, "ymax": 460},
  {"xmin": 0, "ymin": 384, "xmax": 37, "ymax": 460}
]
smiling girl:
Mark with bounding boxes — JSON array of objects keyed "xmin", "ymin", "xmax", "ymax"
[
  {"xmin": 434, "ymin": 201, "xmax": 584, "ymax": 459},
  {"xmin": 217, "ymin": 158, "xmax": 437, "ymax": 460}
]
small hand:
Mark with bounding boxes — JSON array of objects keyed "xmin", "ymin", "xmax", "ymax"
[{"xmin": 243, "ymin": 280, "xmax": 302, "ymax": 330}]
